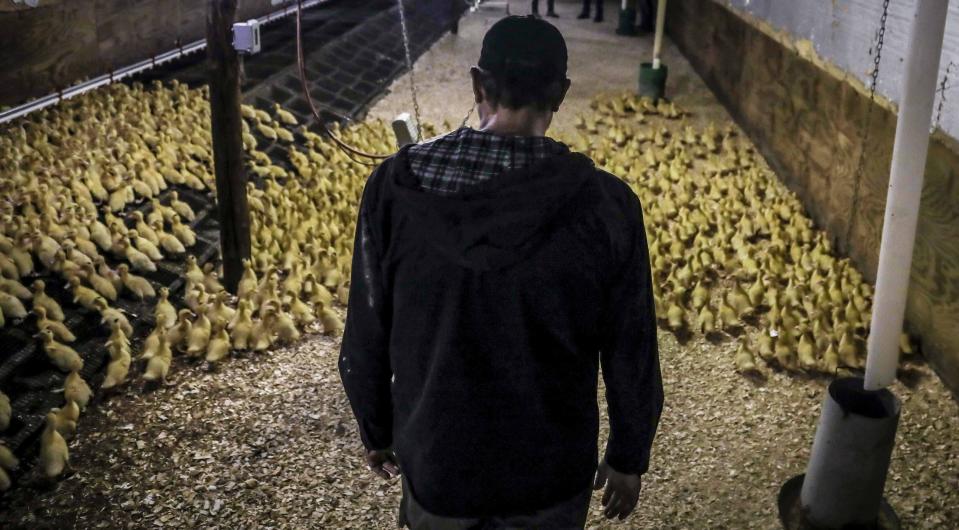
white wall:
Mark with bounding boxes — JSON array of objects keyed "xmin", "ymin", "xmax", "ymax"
[{"xmin": 721, "ymin": 0, "xmax": 959, "ymax": 140}]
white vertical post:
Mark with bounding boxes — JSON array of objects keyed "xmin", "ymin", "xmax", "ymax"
[
  {"xmin": 651, "ymin": 0, "xmax": 667, "ymax": 69},
  {"xmin": 621, "ymin": 0, "xmax": 628, "ymax": 10},
  {"xmin": 864, "ymin": 0, "xmax": 950, "ymax": 390}
]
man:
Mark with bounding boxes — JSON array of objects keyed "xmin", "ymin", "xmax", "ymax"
[
  {"xmin": 531, "ymin": 0, "xmax": 559, "ymax": 18},
  {"xmin": 637, "ymin": 0, "xmax": 655, "ymax": 32},
  {"xmin": 578, "ymin": 0, "xmax": 604, "ymax": 22},
  {"xmin": 340, "ymin": 15, "xmax": 663, "ymax": 530}
]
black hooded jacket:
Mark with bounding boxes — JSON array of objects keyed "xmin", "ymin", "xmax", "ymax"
[{"xmin": 339, "ymin": 145, "xmax": 663, "ymax": 518}]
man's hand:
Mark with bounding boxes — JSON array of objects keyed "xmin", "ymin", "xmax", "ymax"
[
  {"xmin": 593, "ymin": 458, "xmax": 642, "ymax": 520},
  {"xmin": 366, "ymin": 449, "xmax": 401, "ymax": 480}
]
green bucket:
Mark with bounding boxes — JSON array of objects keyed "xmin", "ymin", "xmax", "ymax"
[
  {"xmin": 639, "ymin": 62, "xmax": 668, "ymax": 101},
  {"xmin": 616, "ymin": 8, "xmax": 638, "ymax": 36}
]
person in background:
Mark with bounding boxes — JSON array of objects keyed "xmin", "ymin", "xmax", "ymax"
[
  {"xmin": 578, "ymin": 0, "xmax": 604, "ymax": 22},
  {"xmin": 339, "ymin": 15, "xmax": 663, "ymax": 530},
  {"xmin": 638, "ymin": 0, "xmax": 655, "ymax": 32},
  {"xmin": 532, "ymin": 0, "xmax": 559, "ymax": 18}
]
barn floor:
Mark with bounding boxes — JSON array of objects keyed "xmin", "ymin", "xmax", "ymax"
[{"xmin": 1, "ymin": 1, "xmax": 957, "ymax": 529}]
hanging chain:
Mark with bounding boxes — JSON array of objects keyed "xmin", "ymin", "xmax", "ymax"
[
  {"xmin": 845, "ymin": 0, "xmax": 890, "ymax": 246},
  {"xmin": 396, "ymin": 0, "xmax": 423, "ymax": 142},
  {"xmin": 460, "ymin": 104, "xmax": 475, "ymax": 129},
  {"xmin": 934, "ymin": 61, "xmax": 955, "ymax": 130}
]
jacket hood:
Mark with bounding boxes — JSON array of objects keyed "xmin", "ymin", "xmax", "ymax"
[{"xmin": 389, "ymin": 148, "xmax": 597, "ymax": 271}]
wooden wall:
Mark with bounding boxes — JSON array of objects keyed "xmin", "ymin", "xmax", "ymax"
[
  {"xmin": 666, "ymin": 0, "xmax": 959, "ymax": 394},
  {"xmin": 0, "ymin": 0, "xmax": 282, "ymax": 106}
]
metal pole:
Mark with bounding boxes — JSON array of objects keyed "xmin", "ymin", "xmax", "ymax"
[
  {"xmin": 651, "ymin": 0, "xmax": 667, "ymax": 69},
  {"xmin": 207, "ymin": 0, "xmax": 251, "ymax": 294},
  {"xmin": 864, "ymin": 0, "xmax": 950, "ymax": 390}
]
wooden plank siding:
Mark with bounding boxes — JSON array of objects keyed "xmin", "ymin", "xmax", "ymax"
[
  {"xmin": 0, "ymin": 0, "xmax": 277, "ymax": 106},
  {"xmin": 667, "ymin": 0, "xmax": 959, "ymax": 394}
]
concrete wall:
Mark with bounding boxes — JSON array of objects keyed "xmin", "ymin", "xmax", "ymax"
[
  {"xmin": 0, "ymin": 0, "xmax": 288, "ymax": 107},
  {"xmin": 666, "ymin": 0, "xmax": 959, "ymax": 394}
]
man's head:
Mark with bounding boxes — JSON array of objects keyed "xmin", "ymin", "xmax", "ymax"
[{"xmin": 471, "ymin": 16, "xmax": 571, "ymax": 129}]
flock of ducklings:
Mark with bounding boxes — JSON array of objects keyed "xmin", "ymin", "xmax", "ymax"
[
  {"xmin": 0, "ymin": 80, "xmax": 424, "ymax": 488},
  {"xmin": 0, "ymin": 80, "xmax": 915, "ymax": 489},
  {"xmin": 567, "ymin": 93, "xmax": 915, "ymax": 376}
]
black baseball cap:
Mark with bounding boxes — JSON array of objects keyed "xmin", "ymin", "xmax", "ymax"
[{"xmin": 478, "ymin": 15, "xmax": 568, "ymax": 82}]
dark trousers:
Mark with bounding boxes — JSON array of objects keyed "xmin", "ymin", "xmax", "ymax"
[
  {"xmin": 638, "ymin": 0, "xmax": 655, "ymax": 29},
  {"xmin": 580, "ymin": 0, "xmax": 604, "ymax": 18},
  {"xmin": 531, "ymin": 0, "xmax": 555, "ymax": 14},
  {"xmin": 398, "ymin": 475, "xmax": 593, "ymax": 530}
]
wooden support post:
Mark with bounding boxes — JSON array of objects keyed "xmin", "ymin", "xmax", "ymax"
[{"xmin": 207, "ymin": 0, "xmax": 250, "ymax": 294}]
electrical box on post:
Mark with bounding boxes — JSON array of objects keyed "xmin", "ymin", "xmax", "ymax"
[
  {"xmin": 232, "ymin": 19, "xmax": 261, "ymax": 55},
  {"xmin": 392, "ymin": 113, "xmax": 418, "ymax": 148}
]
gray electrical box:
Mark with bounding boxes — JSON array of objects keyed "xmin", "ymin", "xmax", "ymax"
[
  {"xmin": 232, "ymin": 19, "xmax": 261, "ymax": 55},
  {"xmin": 392, "ymin": 113, "xmax": 419, "ymax": 148}
]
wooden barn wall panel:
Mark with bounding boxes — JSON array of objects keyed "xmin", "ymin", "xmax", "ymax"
[
  {"xmin": 667, "ymin": 0, "xmax": 959, "ymax": 394},
  {"xmin": 0, "ymin": 0, "xmax": 280, "ymax": 106},
  {"xmin": 0, "ymin": 1, "xmax": 99, "ymax": 105}
]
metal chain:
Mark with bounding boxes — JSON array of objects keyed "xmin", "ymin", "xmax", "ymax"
[
  {"xmin": 396, "ymin": 0, "xmax": 423, "ymax": 142},
  {"xmin": 845, "ymin": 0, "xmax": 890, "ymax": 246},
  {"xmin": 934, "ymin": 61, "xmax": 955, "ymax": 130}
]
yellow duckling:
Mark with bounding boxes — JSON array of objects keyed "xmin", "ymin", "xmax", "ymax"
[
  {"xmin": 274, "ymin": 102, "xmax": 298, "ymax": 125},
  {"xmin": 205, "ymin": 325, "xmax": 231, "ymax": 364},
  {"xmin": 170, "ymin": 215, "xmax": 197, "ymax": 247},
  {"xmin": 837, "ymin": 331, "xmax": 861, "ymax": 369},
  {"xmin": 0, "ymin": 442, "xmax": 19, "ymax": 473},
  {"xmin": 237, "ymin": 259, "xmax": 258, "ymax": 301},
  {"xmin": 289, "ymin": 294, "xmax": 315, "ymax": 327},
  {"xmin": 40, "ymin": 412, "xmax": 70, "ymax": 478},
  {"xmin": 100, "ymin": 339, "xmax": 132, "ymax": 390},
  {"xmin": 0, "ymin": 278, "xmax": 31, "ymax": 300},
  {"xmin": 165, "ymin": 309, "xmax": 193, "ymax": 352},
  {"xmin": 666, "ymin": 300, "xmax": 685, "ymax": 331},
  {"xmin": 696, "ymin": 304, "xmax": 715, "ymax": 334},
  {"xmin": 118, "ymin": 264, "xmax": 156, "ymax": 299},
  {"xmin": 51, "ymin": 400, "xmax": 79, "ymax": 440},
  {"xmin": 250, "ymin": 312, "xmax": 274, "ymax": 352},
  {"xmin": 271, "ymin": 305, "xmax": 301, "ymax": 344},
  {"xmin": 184, "ymin": 255, "xmax": 205, "ymax": 285},
  {"xmin": 40, "ymin": 329, "xmax": 83, "ymax": 372},
  {"xmin": 797, "ymin": 333, "xmax": 817, "ymax": 371},
  {"xmin": 82, "ymin": 263, "xmax": 118, "ymax": 301},
  {"xmin": 35, "ymin": 307, "xmax": 76, "ymax": 342},
  {"xmin": 64, "ymin": 371, "xmax": 92, "ymax": 411},
  {"xmin": 734, "ymin": 341, "xmax": 758, "ymax": 374},
  {"xmin": 319, "ymin": 304, "xmax": 344, "ymax": 336},
  {"xmin": 130, "ymin": 229, "xmax": 164, "ymax": 261},
  {"xmin": 94, "ymin": 298, "xmax": 133, "ymax": 336},
  {"xmin": 139, "ymin": 323, "xmax": 166, "ymax": 362},
  {"xmin": 202, "ymin": 263, "xmax": 224, "ymax": 294},
  {"xmin": 32, "ymin": 280, "xmax": 64, "ymax": 321},
  {"xmin": 822, "ymin": 341, "xmax": 840, "ymax": 374},
  {"xmin": 0, "ymin": 391, "xmax": 10, "ymax": 431},
  {"xmin": 153, "ymin": 220, "xmax": 186, "ymax": 255},
  {"xmin": 205, "ymin": 290, "xmax": 235, "ymax": 327},
  {"xmin": 155, "ymin": 287, "xmax": 176, "ymax": 329},
  {"xmin": 142, "ymin": 333, "xmax": 172, "ymax": 383},
  {"xmin": 0, "ymin": 291, "xmax": 27, "ymax": 320},
  {"xmin": 229, "ymin": 300, "xmax": 254, "ymax": 350},
  {"xmin": 168, "ymin": 191, "xmax": 196, "ymax": 221},
  {"xmin": 120, "ymin": 238, "xmax": 156, "ymax": 273},
  {"xmin": 186, "ymin": 313, "xmax": 212, "ymax": 358}
]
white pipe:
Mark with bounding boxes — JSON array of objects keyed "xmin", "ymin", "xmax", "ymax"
[
  {"xmin": 621, "ymin": 0, "xmax": 628, "ymax": 11},
  {"xmin": 864, "ymin": 0, "xmax": 950, "ymax": 390},
  {"xmin": 0, "ymin": 0, "xmax": 328, "ymax": 125},
  {"xmin": 652, "ymin": 0, "xmax": 667, "ymax": 69}
]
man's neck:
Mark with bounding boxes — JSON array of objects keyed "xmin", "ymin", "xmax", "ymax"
[{"xmin": 479, "ymin": 107, "xmax": 552, "ymax": 137}]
